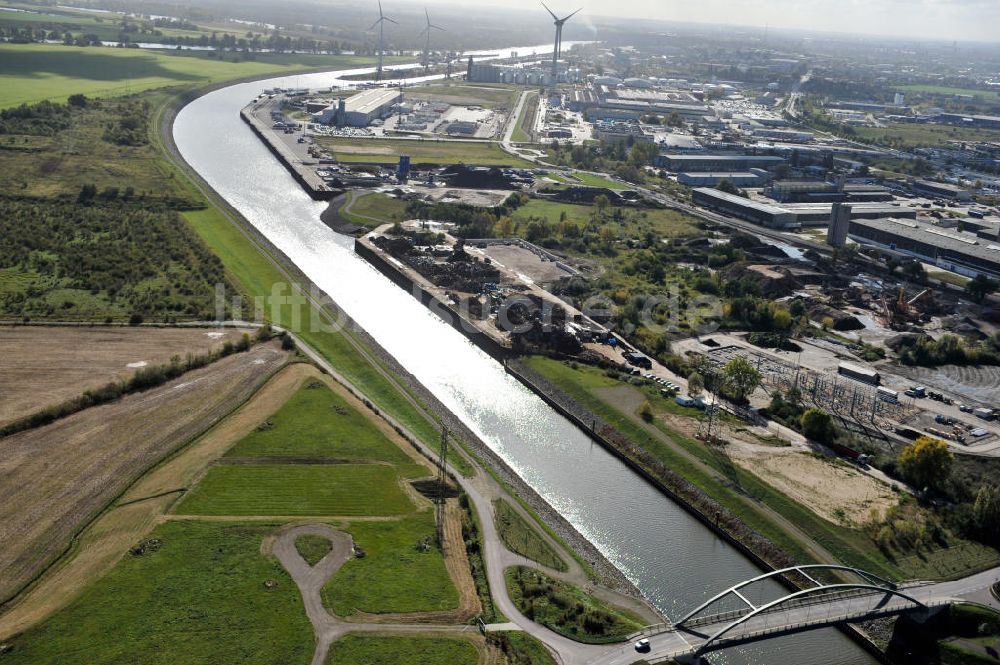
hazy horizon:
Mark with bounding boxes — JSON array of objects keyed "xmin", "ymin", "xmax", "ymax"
[{"xmin": 410, "ymin": 0, "xmax": 1000, "ymax": 44}]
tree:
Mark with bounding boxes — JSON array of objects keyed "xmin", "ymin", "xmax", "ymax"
[
  {"xmin": 687, "ymin": 371, "xmax": 705, "ymax": 396},
  {"xmin": 965, "ymin": 274, "xmax": 999, "ymax": 304},
  {"xmin": 897, "ymin": 436, "xmax": 953, "ymax": 492},
  {"xmin": 639, "ymin": 400, "xmax": 653, "ymax": 422},
  {"xmin": 722, "ymin": 356, "xmax": 762, "ymax": 402},
  {"xmin": 972, "ymin": 484, "xmax": 1000, "ymax": 545},
  {"xmin": 593, "ymin": 194, "xmax": 610, "ymax": 218},
  {"xmin": 800, "ymin": 408, "xmax": 834, "ymax": 443}
]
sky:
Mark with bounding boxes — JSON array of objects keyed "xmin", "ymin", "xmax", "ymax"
[{"xmin": 469, "ymin": 0, "xmax": 1000, "ymax": 43}]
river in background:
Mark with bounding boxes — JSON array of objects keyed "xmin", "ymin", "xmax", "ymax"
[{"xmin": 173, "ymin": 59, "xmax": 878, "ymax": 665}]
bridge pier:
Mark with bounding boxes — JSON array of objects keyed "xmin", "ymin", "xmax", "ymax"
[{"xmin": 674, "ymin": 655, "xmax": 707, "ymax": 665}]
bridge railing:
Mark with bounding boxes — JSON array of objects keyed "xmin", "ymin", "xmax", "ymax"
[
  {"xmin": 630, "ymin": 586, "xmax": 927, "ymax": 641},
  {"xmin": 697, "ymin": 599, "xmax": 950, "ymax": 655}
]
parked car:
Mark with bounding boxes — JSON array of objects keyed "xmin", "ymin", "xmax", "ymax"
[{"xmin": 634, "ymin": 638, "xmax": 651, "ymax": 653}]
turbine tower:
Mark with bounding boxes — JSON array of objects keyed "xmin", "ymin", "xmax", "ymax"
[
  {"xmin": 419, "ymin": 8, "xmax": 445, "ymax": 74},
  {"xmin": 541, "ymin": 2, "xmax": 580, "ymax": 94},
  {"xmin": 370, "ymin": 1, "xmax": 397, "ymax": 82}
]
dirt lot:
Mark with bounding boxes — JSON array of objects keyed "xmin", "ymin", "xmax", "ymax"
[
  {"xmin": 726, "ymin": 442, "xmax": 898, "ymax": 527},
  {"xmin": 0, "ymin": 325, "xmax": 255, "ymax": 428},
  {"xmin": 0, "ymin": 342, "xmax": 288, "ymax": 606},
  {"xmin": 481, "ymin": 244, "xmax": 574, "ymax": 284}
]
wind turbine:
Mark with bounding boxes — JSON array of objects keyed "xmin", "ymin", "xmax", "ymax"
[
  {"xmin": 370, "ymin": 1, "xmax": 397, "ymax": 82},
  {"xmin": 541, "ymin": 2, "xmax": 581, "ymax": 93},
  {"xmin": 419, "ymin": 8, "xmax": 445, "ymax": 74}
]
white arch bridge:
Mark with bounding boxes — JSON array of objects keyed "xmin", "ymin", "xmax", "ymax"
[{"xmin": 585, "ymin": 564, "xmax": 999, "ymax": 665}]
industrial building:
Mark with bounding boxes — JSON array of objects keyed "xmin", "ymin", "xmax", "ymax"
[
  {"xmin": 910, "ymin": 179, "xmax": 972, "ymax": 202},
  {"xmin": 692, "ymin": 188, "xmax": 915, "ymax": 229},
  {"xmin": 678, "ymin": 171, "xmax": 769, "ymax": 187},
  {"xmin": 767, "ymin": 179, "xmax": 893, "ymax": 203},
  {"xmin": 312, "ymin": 88, "xmax": 403, "ymax": 127},
  {"xmin": 848, "ymin": 217, "xmax": 1000, "ymax": 279},
  {"xmin": 657, "ymin": 154, "xmax": 786, "ymax": 172},
  {"xmin": 692, "ymin": 188, "xmax": 797, "ymax": 228},
  {"xmin": 937, "ymin": 113, "xmax": 1000, "ymax": 130}
]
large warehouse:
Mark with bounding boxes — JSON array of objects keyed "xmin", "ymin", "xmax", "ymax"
[
  {"xmin": 312, "ymin": 88, "xmax": 402, "ymax": 127},
  {"xmin": 692, "ymin": 188, "xmax": 916, "ymax": 229},
  {"xmin": 848, "ymin": 217, "xmax": 1000, "ymax": 279},
  {"xmin": 657, "ymin": 154, "xmax": 786, "ymax": 171}
]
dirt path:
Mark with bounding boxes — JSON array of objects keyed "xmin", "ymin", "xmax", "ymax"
[
  {"xmin": 270, "ymin": 523, "xmax": 483, "ymax": 665},
  {"xmin": 0, "ymin": 359, "xmax": 303, "ymax": 640}
]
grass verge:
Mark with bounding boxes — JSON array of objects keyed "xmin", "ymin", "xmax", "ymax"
[
  {"xmin": 325, "ymin": 634, "xmax": 479, "ymax": 665},
  {"xmin": 295, "ymin": 534, "xmax": 333, "ymax": 566},
  {"xmin": 505, "ymin": 566, "xmax": 643, "ymax": 644},
  {"xmin": 494, "ymin": 499, "xmax": 567, "ymax": 572}
]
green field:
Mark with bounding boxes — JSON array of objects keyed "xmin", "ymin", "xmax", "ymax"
[
  {"xmin": 1, "ymin": 521, "xmax": 313, "ymax": 664},
  {"xmin": 175, "ymin": 464, "xmax": 417, "ymax": 516},
  {"xmin": 0, "ymin": 44, "xmax": 384, "ymax": 109},
  {"xmin": 898, "ymin": 84, "xmax": 1000, "ymax": 100},
  {"xmin": 852, "ymin": 122, "xmax": 1000, "ymax": 148},
  {"xmin": 571, "ymin": 172, "xmax": 630, "ymax": 190},
  {"xmin": 224, "ymin": 382, "xmax": 413, "ymax": 464},
  {"xmin": 326, "ymin": 634, "xmax": 479, "ymax": 665},
  {"xmin": 494, "ymin": 499, "xmax": 567, "ymax": 572},
  {"xmin": 322, "ymin": 512, "xmax": 459, "ymax": 615},
  {"xmin": 408, "ymin": 82, "xmax": 520, "ymax": 109},
  {"xmin": 315, "ymin": 136, "xmax": 533, "ymax": 167},
  {"xmin": 511, "ymin": 199, "xmax": 701, "ymax": 238},
  {"xmin": 505, "ymin": 566, "xmax": 643, "ymax": 643},
  {"xmin": 295, "ymin": 534, "xmax": 334, "ymax": 566},
  {"xmin": 340, "ymin": 191, "xmax": 410, "ymax": 229}
]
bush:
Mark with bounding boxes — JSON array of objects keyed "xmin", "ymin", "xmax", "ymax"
[
  {"xmin": 639, "ymin": 400, "xmax": 653, "ymax": 422},
  {"xmin": 281, "ymin": 334, "xmax": 296, "ymax": 351},
  {"xmin": 800, "ymin": 408, "xmax": 834, "ymax": 443}
]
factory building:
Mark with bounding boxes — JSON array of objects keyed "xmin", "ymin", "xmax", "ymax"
[
  {"xmin": 677, "ymin": 171, "xmax": 769, "ymax": 187},
  {"xmin": 936, "ymin": 113, "xmax": 1000, "ymax": 130},
  {"xmin": 312, "ymin": 89, "xmax": 402, "ymax": 127},
  {"xmin": 657, "ymin": 154, "xmax": 786, "ymax": 172},
  {"xmin": 768, "ymin": 179, "xmax": 893, "ymax": 203},
  {"xmin": 910, "ymin": 179, "xmax": 972, "ymax": 202},
  {"xmin": 692, "ymin": 188, "xmax": 797, "ymax": 228},
  {"xmin": 692, "ymin": 188, "xmax": 916, "ymax": 229},
  {"xmin": 848, "ymin": 217, "xmax": 1000, "ymax": 279}
]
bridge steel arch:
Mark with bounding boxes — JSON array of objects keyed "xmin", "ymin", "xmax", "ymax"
[
  {"xmin": 675, "ymin": 564, "xmax": 902, "ymax": 627},
  {"xmin": 690, "ymin": 582, "xmax": 928, "ymax": 657}
]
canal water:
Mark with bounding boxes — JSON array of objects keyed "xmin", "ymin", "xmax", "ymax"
[{"xmin": 174, "ymin": 60, "xmax": 878, "ymax": 665}]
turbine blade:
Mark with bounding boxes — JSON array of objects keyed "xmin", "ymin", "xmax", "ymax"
[
  {"xmin": 378, "ymin": 0, "xmax": 384, "ymax": 17},
  {"xmin": 425, "ymin": 7, "xmax": 431, "ymax": 25},
  {"xmin": 540, "ymin": 1, "xmax": 558, "ymax": 20},
  {"xmin": 561, "ymin": 7, "xmax": 582, "ymax": 20},
  {"xmin": 431, "ymin": 24, "xmax": 445, "ymax": 31},
  {"xmin": 369, "ymin": 17, "xmax": 382, "ymax": 30}
]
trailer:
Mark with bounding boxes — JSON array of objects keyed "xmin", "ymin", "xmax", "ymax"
[
  {"xmin": 838, "ymin": 362, "xmax": 880, "ymax": 386},
  {"xmin": 876, "ymin": 386, "xmax": 899, "ymax": 403}
]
